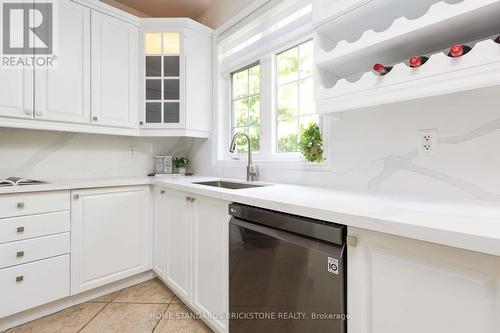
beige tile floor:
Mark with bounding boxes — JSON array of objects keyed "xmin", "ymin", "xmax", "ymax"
[{"xmin": 5, "ymin": 278, "xmax": 213, "ymax": 333}]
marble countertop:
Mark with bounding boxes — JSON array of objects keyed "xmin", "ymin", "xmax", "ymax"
[{"xmin": 2, "ymin": 175, "xmax": 500, "ymax": 257}]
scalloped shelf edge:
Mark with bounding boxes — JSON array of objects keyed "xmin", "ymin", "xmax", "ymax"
[
  {"xmin": 315, "ymin": 39, "xmax": 500, "ymax": 114},
  {"xmin": 318, "ymin": 0, "xmax": 490, "ymax": 54}
]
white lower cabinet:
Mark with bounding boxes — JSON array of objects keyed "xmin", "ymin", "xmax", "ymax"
[
  {"xmin": 155, "ymin": 187, "xmax": 229, "ymax": 333},
  {"xmin": 163, "ymin": 189, "xmax": 192, "ymax": 300},
  {"xmin": 71, "ymin": 186, "xmax": 151, "ymax": 295},
  {"xmin": 347, "ymin": 227, "xmax": 500, "ymax": 333},
  {"xmin": 191, "ymin": 195, "xmax": 229, "ymax": 333},
  {"xmin": 0, "ymin": 255, "xmax": 70, "ymax": 318}
]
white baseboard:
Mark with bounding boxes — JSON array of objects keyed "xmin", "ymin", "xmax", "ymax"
[{"xmin": 0, "ymin": 270, "xmax": 156, "ymax": 332}]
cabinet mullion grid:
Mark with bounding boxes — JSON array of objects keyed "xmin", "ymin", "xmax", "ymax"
[{"xmin": 145, "ymin": 33, "xmax": 181, "ymax": 125}]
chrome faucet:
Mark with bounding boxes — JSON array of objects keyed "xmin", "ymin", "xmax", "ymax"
[{"xmin": 229, "ymin": 132, "xmax": 259, "ymax": 181}]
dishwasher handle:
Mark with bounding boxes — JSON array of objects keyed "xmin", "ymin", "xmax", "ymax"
[
  {"xmin": 229, "ymin": 203, "xmax": 345, "ymax": 246},
  {"xmin": 230, "ymin": 217, "xmax": 345, "ymax": 259}
]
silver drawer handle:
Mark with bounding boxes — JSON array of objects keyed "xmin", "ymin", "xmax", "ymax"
[
  {"xmin": 16, "ymin": 251, "xmax": 24, "ymax": 258},
  {"xmin": 17, "ymin": 202, "xmax": 25, "ymax": 209},
  {"xmin": 16, "ymin": 276, "xmax": 24, "ymax": 282},
  {"xmin": 17, "ymin": 226, "xmax": 25, "ymax": 233}
]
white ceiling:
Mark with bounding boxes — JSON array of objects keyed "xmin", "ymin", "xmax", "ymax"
[{"xmin": 102, "ymin": 0, "xmax": 217, "ymax": 18}]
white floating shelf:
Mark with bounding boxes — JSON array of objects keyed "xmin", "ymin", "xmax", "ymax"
[
  {"xmin": 314, "ymin": 0, "xmax": 460, "ymax": 46},
  {"xmin": 316, "ymin": 0, "xmax": 500, "ymax": 78},
  {"xmin": 315, "ymin": 39, "xmax": 500, "ymax": 115}
]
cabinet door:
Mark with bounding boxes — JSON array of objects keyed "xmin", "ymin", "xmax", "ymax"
[
  {"xmin": 0, "ymin": 69, "xmax": 32, "ymax": 119},
  {"xmin": 192, "ymin": 195, "xmax": 229, "ymax": 333},
  {"xmin": 91, "ymin": 11, "xmax": 138, "ymax": 128},
  {"xmin": 71, "ymin": 186, "xmax": 151, "ymax": 295},
  {"xmin": 142, "ymin": 31, "xmax": 185, "ymax": 129},
  {"xmin": 347, "ymin": 227, "xmax": 500, "ymax": 333},
  {"xmin": 153, "ymin": 187, "xmax": 167, "ymax": 279},
  {"xmin": 164, "ymin": 189, "xmax": 191, "ymax": 300},
  {"xmin": 34, "ymin": 1, "xmax": 90, "ymax": 124}
]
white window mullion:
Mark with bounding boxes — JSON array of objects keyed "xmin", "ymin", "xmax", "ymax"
[{"xmin": 259, "ymin": 54, "xmax": 272, "ymax": 159}]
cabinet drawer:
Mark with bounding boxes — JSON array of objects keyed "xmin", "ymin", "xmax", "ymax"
[
  {"xmin": 0, "ymin": 255, "xmax": 70, "ymax": 318},
  {"xmin": 0, "ymin": 191, "xmax": 70, "ymax": 218},
  {"xmin": 0, "ymin": 211, "xmax": 70, "ymax": 244},
  {"xmin": 0, "ymin": 233, "xmax": 70, "ymax": 269}
]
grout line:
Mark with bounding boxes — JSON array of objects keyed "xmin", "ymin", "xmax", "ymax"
[
  {"xmin": 77, "ymin": 302, "xmax": 110, "ymax": 333},
  {"xmin": 152, "ymin": 303, "xmax": 171, "ymax": 333},
  {"xmin": 111, "ymin": 301, "xmax": 171, "ymax": 305}
]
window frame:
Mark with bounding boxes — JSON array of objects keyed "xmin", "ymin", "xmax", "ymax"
[
  {"xmin": 230, "ymin": 61, "xmax": 261, "ymax": 155},
  {"xmin": 217, "ymin": 35, "xmax": 331, "ymax": 170},
  {"xmin": 273, "ymin": 38, "xmax": 319, "ymax": 157}
]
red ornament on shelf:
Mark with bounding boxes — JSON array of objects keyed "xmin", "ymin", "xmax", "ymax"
[
  {"xmin": 409, "ymin": 56, "xmax": 429, "ymax": 68},
  {"xmin": 448, "ymin": 44, "xmax": 471, "ymax": 58},
  {"xmin": 373, "ymin": 63, "xmax": 393, "ymax": 76}
]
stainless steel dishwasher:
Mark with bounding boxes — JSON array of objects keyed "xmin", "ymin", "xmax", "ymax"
[{"xmin": 228, "ymin": 203, "xmax": 347, "ymax": 333}]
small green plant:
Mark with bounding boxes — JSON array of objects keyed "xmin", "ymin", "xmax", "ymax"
[
  {"xmin": 298, "ymin": 123, "xmax": 324, "ymax": 163},
  {"xmin": 173, "ymin": 157, "xmax": 190, "ymax": 169}
]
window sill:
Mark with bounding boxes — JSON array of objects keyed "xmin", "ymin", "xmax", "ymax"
[{"xmin": 214, "ymin": 157, "xmax": 331, "ymax": 171}]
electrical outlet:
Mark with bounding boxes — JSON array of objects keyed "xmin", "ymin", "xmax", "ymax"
[
  {"xmin": 128, "ymin": 146, "xmax": 136, "ymax": 158},
  {"xmin": 419, "ymin": 129, "xmax": 438, "ymax": 154}
]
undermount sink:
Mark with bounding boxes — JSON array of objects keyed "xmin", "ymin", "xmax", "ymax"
[{"xmin": 192, "ymin": 180, "xmax": 271, "ymax": 190}]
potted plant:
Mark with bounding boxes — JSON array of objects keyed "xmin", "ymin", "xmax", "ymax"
[
  {"xmin": 298, "ymin": 123, "xmax": 324, "ymax": 163},
  {"xmin": 174, "ymin": 157, "xmax": 190, "ymax": 174}
]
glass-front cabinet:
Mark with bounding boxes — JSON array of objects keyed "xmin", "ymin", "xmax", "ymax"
[
  {"xmin": 139, "ymin": 22, "xmax": 213, "ymax": 138},
  {"xmin": 142, "ymin": 30, "xmax": 184, "ymax": 128}
]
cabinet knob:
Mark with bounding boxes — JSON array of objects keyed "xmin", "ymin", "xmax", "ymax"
[
  {"xmin": 160, "ymin": 190, "xmax": 165, "ymax": 194},
  {"xmin": 17, "ymin": 202, "xmax": 25, "ymax": 209},
  {"xmin": 16, "ymin": 251, "xmax": 24, "ymax": 258},
  {"xmin": 16, "ymin": 276, "xmax": 24, "ymax": 282},
  {"xmin": 73, "ymin": 194, "xmax": 80, "ymax": 200},
  {"xmin": 92, "ymin": 116, "xmax": 98, "ymax": 122},
  {"xmin": 139, "ymin": 121, "xmax": 144, "ymax": 126},
  {"xmin": 346, "ymin": 236, "xmax": 358, "ymax": 247},
  {"xmin": 17, "ymin": 226, "xmax": 25, "ymax": 233},
  {"xmin": 185, "ymin": 196, "xmax": 190, "ymax": 201}
]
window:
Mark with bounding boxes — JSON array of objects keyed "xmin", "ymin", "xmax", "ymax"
[
  {"xmin": 276, "ymin": 40, "xmax": 317, "ymax": 153},
  {"xmin": 231, "ymin": 64, "xmax": 261, "ymax": 153},
  {"xmin": 225, "ymin": 39, "xmax": 322, "ymax": 163}
]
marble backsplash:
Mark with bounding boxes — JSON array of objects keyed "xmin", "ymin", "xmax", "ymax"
[
  {"xmin": 0, "ymin": 128, "xmax": 195, "ymax": 180},
  {"xmin": 191, "ymin": 87, "xmax": 500, "ymax": 202}
]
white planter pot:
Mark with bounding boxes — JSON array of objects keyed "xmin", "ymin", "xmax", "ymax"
[{"xmin": 177, "ymin": 167, "xmax": 186, "ymax": 174}]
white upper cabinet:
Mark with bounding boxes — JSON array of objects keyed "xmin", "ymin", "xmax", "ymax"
[
  {"xmin": 142, "ymin": 31, "xmax": 184, "ymax": 129},
  {"xmin": 140, "ymin": 22, "xmax": 212, "ymax": 137},
  {"xmin": 91, "ymin": 11, "xmax": 138, "ymax": 128},
  {"xmin": 347, "ymin": 227, "xmax": 500, "ymax": 333},
  {"xmin": 0, "ymin": 69, "xmax": 31, "ymax": 119},
  {"xmin": 0, "ymin": 2, "xmax": 213, "ymax": 137},
  {"xmin": 35, "ymin": 0, "xmax": 91, "ymax": 124}
]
